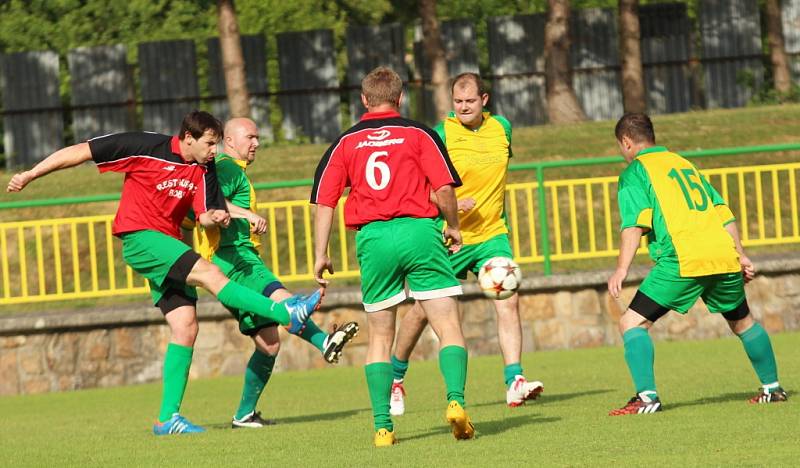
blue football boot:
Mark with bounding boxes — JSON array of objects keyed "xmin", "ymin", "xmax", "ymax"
[
  {"xmin": 284, "ymin": 289, "xmax": 323, "ymax": 334},
  {"xmin": 153, "ymin": 414, "xmax": 206, "ymax": 435}
]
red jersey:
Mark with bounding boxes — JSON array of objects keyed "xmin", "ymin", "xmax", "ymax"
[
  {"xmin": 311, "ymin": 110, "xmax": 461, "ymax": 229},
  {"xmin": 88, "ymin": 132, "xmax": 226, "ymax": 239}
]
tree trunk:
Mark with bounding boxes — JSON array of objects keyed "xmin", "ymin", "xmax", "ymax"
[
  {"xmin": 618, "ymin": 0, "xmax": 646, "ymax": 113},
  {"xmin": 765, "ymin": 0, "xmax": 792, "ymax": 95},
  {"xmin": 217, "ymin": 0, "xmax": 251, "ymax": 118},
  {"xmin": 544, "ymin": 0, "xmax": 587, "ymax": 123},
  {"xmin": 419, "ymin": 0, "xmax": 450, "ymax": 122}
]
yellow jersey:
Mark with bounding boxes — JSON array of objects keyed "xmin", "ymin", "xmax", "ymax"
[{"xmin": 434, "ymin": 112, "xmax": 512, "ymax": 245}]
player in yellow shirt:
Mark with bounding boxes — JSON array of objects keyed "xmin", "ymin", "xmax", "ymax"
[
  {"xmin": 607, "ymin": 113, "xmax": 786, "ymax": 415},
  {"xmin": 389, "ymin": 73, "xmax": 543, "ymax": 414}
]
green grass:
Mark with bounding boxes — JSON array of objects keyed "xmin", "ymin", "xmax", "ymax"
[{"xmin": 1, "ymin": 332, "xmax": 797, "ymax": 466}]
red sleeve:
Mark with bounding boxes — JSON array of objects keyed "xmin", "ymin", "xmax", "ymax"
[
  {"xmin": 416, "ymin": 127, "xmax": 461, "ymax": 190},
  {"xmin": 310, "ymin": 137, "xmax": 349, "ymax": 208},
  {"xmin": 89, "ymin": 132, "xmax": 163, "ymax": 173}
]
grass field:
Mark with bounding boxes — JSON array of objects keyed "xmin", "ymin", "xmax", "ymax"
[{"xmin": 1, "ymin": 332, "xmax": 797, "ymax": 466}]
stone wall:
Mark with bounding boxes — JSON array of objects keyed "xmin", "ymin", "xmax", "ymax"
[{"xmin": 1, "ymin": 257, "xmax": 798, "ymax": 396}]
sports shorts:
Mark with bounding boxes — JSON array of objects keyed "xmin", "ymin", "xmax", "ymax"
[
  {"xmin": 356, "ymin": 217, "xmax": 462, "ymax": 312},
  {"xmin": 449, "ymin": 233, "xmax": 514, "ymax": 280},
  {"xmin": 212, "ymin": 246, "xmax": 285, "ymax": 335},
  {"xmin": 121, "ymin": 230, "xmax": 198, "ymax": 306},
  {"xmin": 635, "ymin": 257, "xmax": 746, "ymax": 315}
]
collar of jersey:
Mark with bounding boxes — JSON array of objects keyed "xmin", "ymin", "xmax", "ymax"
[
  {"xmin": 446, "ymin": 111, "xmax": 491, "ymax": 131},
  {"xmin": 217, "ymin": 153, "xmax": 248, "ymax": 170},
  {"xmin": 361, "ymin": 110, "xmax": 401, "ymax": 121},
  {"xmin": 635, "ymin": 145, "xmax": 668, "ymax": 158}
]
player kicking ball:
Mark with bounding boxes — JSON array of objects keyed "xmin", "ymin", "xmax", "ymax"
[
  {"xmin": 608, "ymin": 113, "xmax": 787, "ymax": 415},
  {"xmin": 312, "ymin": 67, "xmax": 474, "ymax": 446},
  {"xmin": 6, "ymin": 111, "xmax": 321, "ymax": 435},
  {"xmin": 389, "ymin": 73, "xmax": 542, "ymax": 416},
  {"xmin": 185, "ymin": 117, "xmax": 359, "ymax": 429}
]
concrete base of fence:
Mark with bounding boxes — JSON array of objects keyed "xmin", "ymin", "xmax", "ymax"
[{"xmin": 1, "ymin": 256, "xmax": 799, "ymax": 396}]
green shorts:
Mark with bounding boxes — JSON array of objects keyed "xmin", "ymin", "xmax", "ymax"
[
  {"xmin": 121, "ymin": 230, "xmax": 198, "ymax": 306},
  {"xmin": 638, "ymin": 258, "xmax": 746, "ymax": 314},
  {"xmin": 213, "ymin": 246, "xmax": 285, "ymax": 335},
  {"xmin": 449, "ymin": 234, "xmax": 514, "ymax": 280},
  {"xmin": 356, "ymin": 217, "xmax": 462, "ymax": 312}
]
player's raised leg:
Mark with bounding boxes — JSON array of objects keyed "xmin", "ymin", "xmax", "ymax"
[
  {"xmin": 186, "ymin": 256, "xmax": 320, "ymax": 333},
  {"xmin": 390, "ymin": 302, "xmax": 429, "ymax": 415}
]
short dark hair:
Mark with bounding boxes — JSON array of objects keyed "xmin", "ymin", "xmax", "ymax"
[
  {"xmin": 179, "ymin": 110, "xmax": 223, "ymax": 140},
  {"xmin": 615, "ymin": 113, "xmax": 656, "ymax": 144},
  {"xmin": 451, "ymin": 72, "xmax": 488, "ymax": 96},
  {"xmin": 362, "ymin": 67, "xmax": 403, "ymax": 107}
]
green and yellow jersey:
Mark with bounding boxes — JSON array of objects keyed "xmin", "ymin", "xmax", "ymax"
[
  {"xmin": 617, "ymin": 146, "xmax": 740, "ymax": 277},
  {"xmin": 194, "ymin": 153, "xmax": 261, "ymax": 259},
  {"xmin": 434, "ymin": 111, "xmax": 512, "ymax": 245}
]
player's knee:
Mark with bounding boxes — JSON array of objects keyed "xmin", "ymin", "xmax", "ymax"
[
  {"xmin": 723, "ymin": 301, "xmax": 753, "ymax": 335},
  {"xmin": 188, "ymin": 258, "xmax": 225, "ymax": 288},
  {"xmin": 253, "ymin": 326, "xmax": 281, "ymax": 354},
  {"xmin": 618, "ymin": 309, "xmax": 651, "ymax": 334},
  {"xmin": 170, "ymin": 318, "xmax": 199, "ymax": 346},
  {"xmin": 259, "ymin": 339, "xmax": 280, "ymax": 356}
]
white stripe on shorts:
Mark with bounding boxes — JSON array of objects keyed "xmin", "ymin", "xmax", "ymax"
[
  {"xmin": 409, "ymin": 285, "xmax": 463, "ymax": 300},
  {"xmin": 363, "ymin": 290, "xmax": 408, "ymax": 313}
]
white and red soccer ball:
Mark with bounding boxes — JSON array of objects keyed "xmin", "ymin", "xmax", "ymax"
[{"xmin": 478, "ymin": 257, "xmax": 522, "ymax": 300}]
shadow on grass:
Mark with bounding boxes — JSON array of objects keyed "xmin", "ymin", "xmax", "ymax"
[
  {"xmin": 667, "ymin": 391, "xmax": 756, "ymax": 410},
  {"xmin": 398, "ymin": 413, "xmax": 560, "ymax": 443},
  {"xmin": 206, "ymin": 408, "xmax": 370, "ymax": 429},
  {"xmin": 470, "ymin": 388, "xmax": 614, "ymax": 409}
]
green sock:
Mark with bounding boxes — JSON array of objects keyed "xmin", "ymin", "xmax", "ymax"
[
  {"xmin": 623, "ymin": 328, "xmax": 657, "ymax": 396},
  {"xmin": 235, "ymin": 350, "xmax": 277, "ymax": 420},
  {"xmin": 504, "ymin": 363, "xmax": 523, "ymax": 387},
  {"xmin": 365, "ymin": 363, "xmax": 393, "ymax": 431},
  {"xmin": 739, "ymin": 323, "xmax": 779, "ymax": 386},
  {"xmin": 158, "ymin": 343, "xmax": 193, "ymax": 422},
  {"xmin": 218, "ymin": 281, "xmax": 289, "ymax": 325},
  {"xmin": 439, "ymin": 345, "xmax": 467, "ymax": 407},
  {"xmin": 298, "ymin": 319, "xmax": 327, "ymax": 353},
  {"xmin": 391, "ymin": 355, "xmax": 409, "ymax": 381}
]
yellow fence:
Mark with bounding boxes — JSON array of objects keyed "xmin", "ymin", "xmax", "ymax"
[{"xmin": 2, "ymin": 162, "xmax": 799, "ymax": 305}]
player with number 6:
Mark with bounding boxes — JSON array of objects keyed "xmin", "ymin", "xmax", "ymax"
[{"xmin": 311, "ymin": 66, "xmax": 474, "ymax": 447}]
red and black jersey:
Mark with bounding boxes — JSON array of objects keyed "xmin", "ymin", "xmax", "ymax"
[
  {"xmin": 89, "ymin": 132, "xmax": 226, "ymax": 239},
  {"xmin": 311, "ymin": 110, "xmax": 461, "ymax": 229}
]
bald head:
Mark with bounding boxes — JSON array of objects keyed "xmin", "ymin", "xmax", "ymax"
[{"xmin": 223, "ymin": 118, "xmax": 259, "ymax": 164}]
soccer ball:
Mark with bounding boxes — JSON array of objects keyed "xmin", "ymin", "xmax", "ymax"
[{"xmin": 478, "ymin": 257, "xmax": 522, "ymax": 300}]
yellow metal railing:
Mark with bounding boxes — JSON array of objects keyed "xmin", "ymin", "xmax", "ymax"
[
  {"xmin": 2, "ymin": 162, "xmax": 799, "ymax": 305},
  {"xmin": 0, "ymin": 215, "xmax": 148, "ymax": 305}
]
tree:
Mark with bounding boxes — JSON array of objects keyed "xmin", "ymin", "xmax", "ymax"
[
  {"xmin": 418, "ymin": 0, "xmax": 450, "ymax": 122},
  {"xmin": 544, "ymin": 0, "xmax": 587, "ymax": 123},
  {"xmin": 217, "ymin": 0, "xmax": 250, "ymax": 118},
  {"xmin": 765, "ymin": 0, "xmax": 792, "ymax": 95},
  {"xmin": 618, "ymin": 0, "xmax": 646, "ymax": 113}
]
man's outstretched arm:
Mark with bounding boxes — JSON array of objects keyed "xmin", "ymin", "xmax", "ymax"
[{"xmin": 6, "ymin": 143, "xmax": 93, "ymax": 192}]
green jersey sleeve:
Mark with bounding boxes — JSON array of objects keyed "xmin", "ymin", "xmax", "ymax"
[
  {"xmin": 492, "ymin": 114, "xmax": 513, "ymax": 158},
  {"xmin": 618, "ymin": 161, "xmax": 653, "ymax": 231},
  {"xmin": 433, "ymin": 121, "xmax": 446, "ymax": 146}
]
